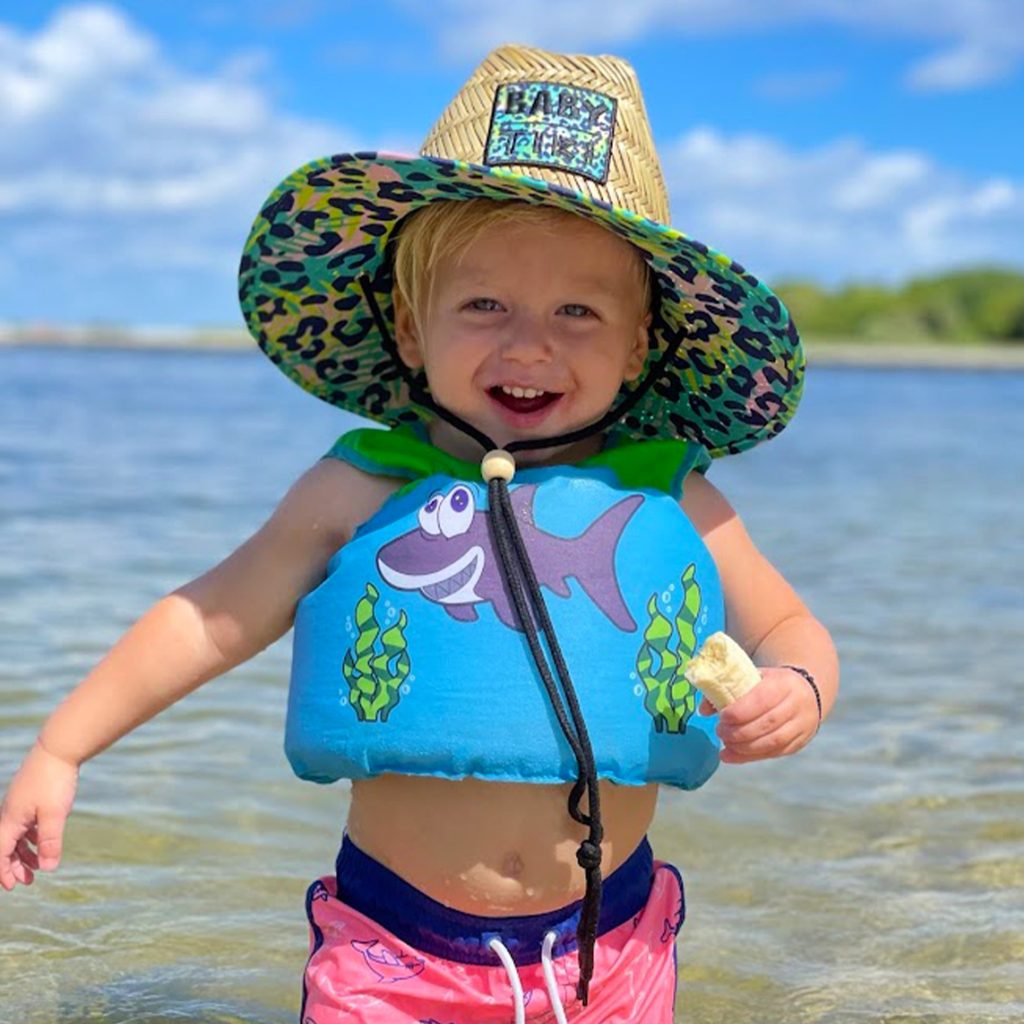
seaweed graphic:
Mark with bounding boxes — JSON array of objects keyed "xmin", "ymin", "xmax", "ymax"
[
  {"xmin": 342, "ymin": 583, "xmax": 411, "ymax": 722},
  {"xmin": 635, "ymin": 564, "xmax": 702, "ymax": 733}
]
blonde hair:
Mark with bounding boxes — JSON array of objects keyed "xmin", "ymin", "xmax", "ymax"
[{"xmin": 392, "ymin": 199, "xmax": 653, "ymax": 333}]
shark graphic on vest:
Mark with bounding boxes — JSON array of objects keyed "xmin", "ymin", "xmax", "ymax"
[{"xmin": 376, "ymin": 483, "xmax": 641, "ymax": 632}]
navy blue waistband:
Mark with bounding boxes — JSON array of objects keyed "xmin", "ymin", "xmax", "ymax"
[{"xmin": 335, "ymin": 835, "xmax": 654, "ymax": 966}]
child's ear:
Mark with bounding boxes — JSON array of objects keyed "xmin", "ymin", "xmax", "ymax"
[
  {"xmin": 393, "ymin": 292, "xmax": 425, "ymax": 370},
  {"xmin": 624, "ymin": 312, "xmax": 652, "ymax": 382}
]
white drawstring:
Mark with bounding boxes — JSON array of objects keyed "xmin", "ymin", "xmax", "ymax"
[
  {"xmin": 541, "ymin": 930, "xmax": 571, "ymax": 1024},
  {"xmin": 488, "ymin": 931, "xmax": 570, "ymax": 1024},
  {"xmin": 489, "ymin": 936, "xmax": 526, "ymax": 1024}
]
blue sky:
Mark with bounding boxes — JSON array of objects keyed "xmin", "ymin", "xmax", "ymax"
[{"xmin": 1, "ymin": 0, "xmax": 1022, "ymax": 327}]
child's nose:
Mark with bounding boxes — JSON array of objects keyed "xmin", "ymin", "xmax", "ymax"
[{"xmin": 499, "ymin": 314, "xmax": 554, "ymax": 362}]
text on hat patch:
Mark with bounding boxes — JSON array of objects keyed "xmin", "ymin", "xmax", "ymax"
[{"xmin": 484, "ymin": 82, "xmax": 617, "ymax": 185}]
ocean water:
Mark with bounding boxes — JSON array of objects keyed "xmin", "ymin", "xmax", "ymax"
[{"xmin": 0, "ymin": 346, "xmax": 1021, "ymax": 1023}]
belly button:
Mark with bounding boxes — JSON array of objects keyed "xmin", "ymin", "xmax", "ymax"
[{"xmin": 502, "ymin": 852, "xmax": 525, "ymax": 878}]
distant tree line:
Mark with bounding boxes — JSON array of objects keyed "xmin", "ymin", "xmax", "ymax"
[{"xmin": 773, "ymin": 268, "xmax": 1024, "ymax": 343}]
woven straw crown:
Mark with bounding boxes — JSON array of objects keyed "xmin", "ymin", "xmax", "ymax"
[{"xmin": 420, "ymin": 44, "xmax": 671, "ymax": 225}]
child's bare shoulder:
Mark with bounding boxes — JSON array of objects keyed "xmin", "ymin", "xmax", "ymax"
[
  {"xmin": 679, "ymin": 471, "xmax": 737, "ymax": 539},
  {"xmin": 272, "ymin": 456, "xmax": 404, "ymax": 551}
]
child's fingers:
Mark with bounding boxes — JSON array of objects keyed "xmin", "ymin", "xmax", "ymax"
[
  {"xmin": 717, "ymin": 696, "xmax": 792, "ymax": 745},
  {"xmin": 35, "ymin": 809, "xmax": 66, "ymax": 871},
  {"xmin": 713, "ymin": 685, "xmax": 778, "ymax": 730},
  {"xmin": 720, "ymin": 719, "xmax": 805, "ymax": 762},
  {"xmin": 0, "ymin": 816, "xmax": 28, "ymax": 891},
  {"xmin": 0, "ymin": 828, "xmax": 43, "ymax": 889},
  {"xmin": 11, "ymin": 850, "xmax": 35, "ymax": 886}
]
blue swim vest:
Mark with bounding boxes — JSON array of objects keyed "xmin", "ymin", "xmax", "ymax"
[{"xmin": 286, "ymin": 427, "xmax": 724, "ymax": 789}]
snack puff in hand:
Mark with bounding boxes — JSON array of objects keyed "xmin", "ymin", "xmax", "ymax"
[{"xmin": 684, "ymin": 632, "xmax": 761, "ymax": 710}]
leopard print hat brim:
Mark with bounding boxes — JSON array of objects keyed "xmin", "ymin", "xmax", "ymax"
[{"xmin": 238, "ymin": 151, "xmax": 804, "ymax": 458}]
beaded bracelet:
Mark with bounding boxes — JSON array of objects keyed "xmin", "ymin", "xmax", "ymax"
[{"xmin": 781, "ymin": 665, "xmax": 822, "ymax": 731}]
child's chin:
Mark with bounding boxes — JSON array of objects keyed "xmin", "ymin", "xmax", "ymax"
[
  {"xmin": 506, "ymin": 434, "xmax": 603, "ymax": 467},
  {"xmin": 427, "ymin": 401, "xmax": 605, "ymax": 465}
]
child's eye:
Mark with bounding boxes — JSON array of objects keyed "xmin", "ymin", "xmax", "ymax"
[
  {"xmin": 560, "ymin": 303, "xmax": 594, "ymax": 318},
  {"xmin": 466, "ymin": 298, "xmax": 504, "ymax": 312}
]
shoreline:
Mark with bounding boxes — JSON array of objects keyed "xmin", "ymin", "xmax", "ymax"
[
  {"xmin": 2, "ymin": 330, "xmax": 1023, "ymax": 370},
  {"xmin": 803, "ymin": 340, "xmax": 1024, "ymax": 370}
]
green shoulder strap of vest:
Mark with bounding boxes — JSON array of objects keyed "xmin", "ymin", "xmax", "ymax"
[{"xmin": 323, "ymin": 425, "xmax": 710, "ymax": 497}]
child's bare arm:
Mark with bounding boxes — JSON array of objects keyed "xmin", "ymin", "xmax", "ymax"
[
  {"xmin": 0, "ymin": 457, "xmax": 372, "ymax": 888},
  {"xmin": 682, "ymin": 472, "xmax": 839, "ymax": 764}
]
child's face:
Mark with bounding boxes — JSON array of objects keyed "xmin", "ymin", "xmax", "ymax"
[{"xmin": 394, "ymin": 211, "xmax": 650, "ymax": 464}]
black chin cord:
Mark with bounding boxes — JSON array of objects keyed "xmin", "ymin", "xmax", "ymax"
[
  {"xmin": 358, "ymin": 275, "xmax": 683, "ymax": 1003},
  {"xmin": 487, "ymin": 474, "xmax": 604, "ymax": 1000}
]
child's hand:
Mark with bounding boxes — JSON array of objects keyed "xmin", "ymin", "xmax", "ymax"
[
  {"xmin": 700, "ymin": 667, "xmax": 819, "ymax": 765},
  {"xmin": 0, "ymin": 741, "xmax": 79, "ymax": 890}
]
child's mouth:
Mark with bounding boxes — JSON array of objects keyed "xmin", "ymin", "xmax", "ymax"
[{"xmin": 487, "ymin": 385, "xmax": 562, "ymax": 417}]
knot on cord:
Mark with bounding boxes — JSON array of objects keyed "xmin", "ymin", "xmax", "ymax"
[{"xmin": 576, "ymin": 840, "xmax": 603, "ymax": 872}]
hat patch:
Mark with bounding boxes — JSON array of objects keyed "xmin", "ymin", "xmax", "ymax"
[{"xmin": 484, "ymin": 81, "xmax": 617, "ymax": 184}]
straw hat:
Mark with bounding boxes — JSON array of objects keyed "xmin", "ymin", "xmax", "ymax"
[{"xmin": 238, "ymin": 44, "xmax": 804, "ymax": 457}]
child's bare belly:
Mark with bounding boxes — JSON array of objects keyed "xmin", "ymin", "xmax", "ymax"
[{"xmin": 347, "ymin": 775, "xmax": 658, "ymax": 915}]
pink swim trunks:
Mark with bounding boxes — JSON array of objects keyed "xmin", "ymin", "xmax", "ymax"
[{"xmin": 300, "ymin": 836, "xmax": 684, "ymax": 1023}]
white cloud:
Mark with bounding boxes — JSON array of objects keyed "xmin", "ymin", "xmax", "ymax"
[
  {"xmin": 0, "ymin": 4, "xmax": 353, "ymax": 324},
  {"xmin": 422, "ymin": 0, "xmax": 1024, "ymax": 92},
  {"xmin": 831, "ymin": 153, "xmax": 931, "ymax": 213},
  {"xmin": 0, "ymin": 4, "xmax": 155, "ymax": 119},
  {"xmin": 905, "ymin": 41, "xmax": 1019, "ymax": 91},
  {"xmin": 662, "ymin": 128, "xmax": 1024, "ymax": 284}
]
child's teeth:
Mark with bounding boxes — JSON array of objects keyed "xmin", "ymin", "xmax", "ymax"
[{"xmin": 500, "ymin": 385, "xmax": 544, "ymax": 398}]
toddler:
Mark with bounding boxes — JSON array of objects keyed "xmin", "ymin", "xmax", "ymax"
[{"xmin": 1, "ymin": 44, "xmax": 838, "ymax": 1023}]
